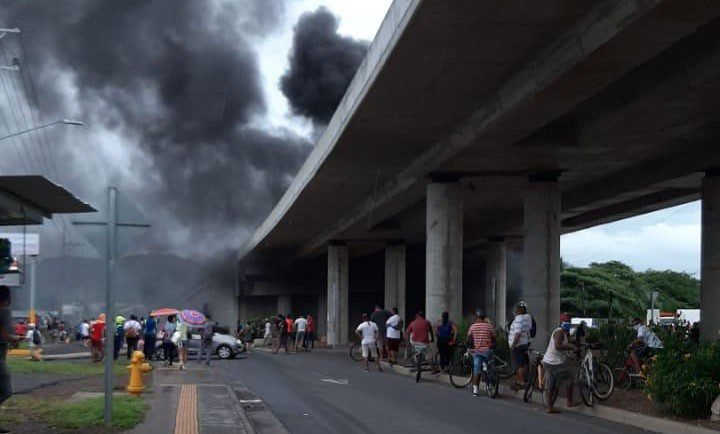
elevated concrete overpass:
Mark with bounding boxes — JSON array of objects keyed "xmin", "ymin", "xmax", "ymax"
[{"xmin": 239, "ymin": 0, "xmax": 720, "ymax": 343}]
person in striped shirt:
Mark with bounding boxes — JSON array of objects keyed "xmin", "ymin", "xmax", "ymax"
[{"xmin": 467, "ymin": 309, "xmax": 496, "ymax": 396}]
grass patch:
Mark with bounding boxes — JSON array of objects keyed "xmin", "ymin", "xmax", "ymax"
[
  {"xmin": 45, "ymin": 396, "xmax": 148, "ymax": 429},
  {"xmin": 7, "ymin": 358, "xmax": 127, "ymax": 376},
  {"xmin": 0, "ymin": 395, "xmax": 147, "ymax": 430}
]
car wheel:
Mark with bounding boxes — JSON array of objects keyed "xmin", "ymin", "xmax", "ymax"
[{"xmin": 216, "ymin": 344, "xmax": 232, "ymax": 360}]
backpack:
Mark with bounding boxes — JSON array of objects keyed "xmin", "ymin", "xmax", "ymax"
[
  {"xmin": 529, "ymin": 316, "xmax": 537, "ymax": 339},
  {"xmin": 126, "ymin": 325, "xmax": 138, "ymax": 339},
  {"xmin": 32, "ymin": 330, "xmax": 42, "ymax": 345}
]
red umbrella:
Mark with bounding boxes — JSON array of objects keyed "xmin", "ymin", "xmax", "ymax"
[{"xmin": 149, "ymin": 308, "xmax": 179, "ymax": 317}]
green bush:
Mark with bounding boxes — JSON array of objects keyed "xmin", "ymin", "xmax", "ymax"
[
  {"xmin": 589, "ymin": 323, "xmax": 636, "ymax": 367},
  {"xmin": 646, "ymin": 335, "xmax": 720, "ymax": 418}
]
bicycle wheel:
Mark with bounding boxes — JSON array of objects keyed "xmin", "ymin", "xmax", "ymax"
[
  {"xmin": 613, "ymin": 367, "xmax": 632, "ymax": 391},
  {"xmin": 349, "ymin": 343, "xmax": 363, "ymax": 362},
  {"xmin": 495, "ymin": 355, "xmax": 515, "ymax": 379},
  {"xmin": 485, "ymin": 368, "xmax": 499, "ymax": 399},
  {"xmin": 402, "ymin": 343, "xmax": 415, "ymax": 367},
  {"xmin": 523, "ymin": 364, "xmax": 538, "ymax": 403},
  {"xmin": 448, "ymin": 356, "xmax": 472, "ymax": 388},
  {"xmin": 592, "ymin": 363, "xmax": 614, "ymax": 400},
  {"xmin": 578, "ymin": 367, "xmax": 594, "ymax": 407}
]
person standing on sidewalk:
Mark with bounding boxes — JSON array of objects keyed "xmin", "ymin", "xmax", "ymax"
[
  {"xmin": 26, "ymin": 322, "xmax": 43, "ymax": 361},
  {"xmin": 542, "ymin": 313, "xmax": 577, "ymax": 413},
  {"xmin": 198, "ymin": 315, "xmax": 214, "ymax": 366},
  {"xmin": 176, "ymin": 318, "xmax": 190, "ymax": 370},
  {"xmin": 143, "ymin": 314, "xmax": 157, "ymax": 361},
  {"xmin": 370, "ymin": 305, "xmax": 392, "ymax": 363},
  {"xmin": 356, "ymin": 313, "xmax": 382, "ymax": 372},
  {"xmin": 124, "ymin": 315, "xmax": 142, "ymax": 360},
  {"xmin": 509, "ymin": 303, "xmax": 532, "ymax": 390},
  {"xmin": 90, "ymin": 314, "xmax": 105, "ymax": 362},
  {"xmin": 163, "ymin": 315, "xmax": 178, "ymax": 367},
  {"xmin": 80, "ymin": 319, "xmax": 90, "ymax": 347},
  {"xmin": 263, "ymin": 318, "xmax": 272, "ymax": 347},
  {"xmin": 305, "ymin": 314, "xmax": 315, "ymax": 350},
  {"xmin": 436, "ymin": 311, "xmax": 457, "ymax": 372},
  {"xmin": 113, "ymin": 316, "xmax": 125, "ymax": 360},
  {"xmin": 385, "ymin": 308, "xmax": 402, "ymax": 364},
  {"xmin": 294, "ymin": 315, "xmax": 308, "ymax": 352}
]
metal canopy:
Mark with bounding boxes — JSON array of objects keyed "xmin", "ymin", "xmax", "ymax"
[{"xmin": 0, "ymin": 175, "xmax": 96, "ymax": 225}]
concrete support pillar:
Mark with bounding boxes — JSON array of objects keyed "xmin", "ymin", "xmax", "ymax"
[
  {"xmin": 277, "ymin": 295, "xmax": 292, "ymax": 316},
  {"xmin": 385, "ymin": 242, "xmax": 406, "ymax": 319},
  {"xmin": 701, "ymin": 171, "xmax": 720, "ymax": 341},
  {"xmin": 327, "ymin": 243, "xmax": 349, "ymax": 346},
  {"xmin": 426, "ymin": 181, "xmax": 463, "ymax": 324},
  {"xmin": 317, "ymin": 292, "xmax": 327, "ymax": 341},
  {"xmin": 522, "ymin": 174, "xmax": 561, "ymax": 342},
  {"xmin": 485, "ymin": 237, "xmax": 507, "ymax": 328}
]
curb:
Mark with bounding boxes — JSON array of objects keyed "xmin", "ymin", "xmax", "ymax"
[{"xmin": 388, "ymin": 363, "xmax": 717, "ymax": 434}]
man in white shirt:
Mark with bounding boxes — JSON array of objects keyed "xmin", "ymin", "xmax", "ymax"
[
  {"xmin": 123, "ymin": 315, "xmax": 142, "ymax": 360},
  {"xmin": 385, "ymin": 307, "xmax": 402, "ymax": 364},
  {"xmin": 263, "ymin": 319, "xmax": 272, "ymax": 347},
  {"xmin": 508, "ymin": 303, "xmax": 532, "ymax": 389},
  {"xmin": 630, "ymin": 318, "xmax": 663, "ymax": 372},
  {"xmin": 294, "ymin": 315, "xmax": 308, "ymax": 352},
  {"xmin": 80, "ymin": 320, "xmax": 90, "ymax": 347},
  {"xmin": 356, "ymin": 313, "xmax": 382, "ymax": 372}
]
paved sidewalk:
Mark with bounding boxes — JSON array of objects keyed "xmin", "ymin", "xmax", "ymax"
[{"xmin": 126, "ymin": 364, "xmax": 255, "ymax": 434}]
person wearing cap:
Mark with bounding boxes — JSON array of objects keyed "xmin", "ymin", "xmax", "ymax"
[
  {"xmin": 355, "ymin": 313, "xmax": 382, "ymax": 372},
  {"xmin": 542, "ymin": 312, "xmax": 577, "ymax": 413},
  {"xmin": 26, "ymin": 323, "xmax": 43, "ymax": 361},
  {"xmin": 508, "ymin": 303, "xmax": 532, "ymax": 390},
  {"xmin": 467, "ymin": 309, "xmax": 496, "ymax": 396},
  {"xmin": 406, "ymin": 310, "xmax": 434, "ymax": 367}
]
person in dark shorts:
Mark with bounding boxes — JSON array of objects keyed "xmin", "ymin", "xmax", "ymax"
[
  {"xmin": 435, "ymin": 311, "xmax": 457, "ymax": 372},
  {"xmin": 542, "ymin": 313, "xmax": 577, "ymax": 413},
  {"xmin": 273, "ymin": 314, "xmax": 289, "ymax": 355},
  {"xmin": 370, "ymin": 305, "xmax": 391, "ymax": 362},
  {"xmin": 385, "ymin": 308, "xmax": 402, "ymax": 364},
  {"xmin": 508, "ymin": 303, "xmax": 531, "ymax": 389}
]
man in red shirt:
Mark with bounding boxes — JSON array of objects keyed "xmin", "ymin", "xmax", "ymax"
[
  {"xmin": 305, "ymin": 314, "xmax": 315, "ymax": 350},
  {"xmin": 406, "ymin": 311, "xmax": 434, "ymax": 363},
  {"xmin": 90, "ymin": 314, "xmax": 106, "ymax": 362},
  {"xmin": 467, "ymin": 309, "xmax": 496, "ymax": 396}
]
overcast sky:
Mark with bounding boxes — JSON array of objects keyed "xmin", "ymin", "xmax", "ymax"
[{"xmin": 278, "ymin": 1, "xmax": 702, "ymax": 277}]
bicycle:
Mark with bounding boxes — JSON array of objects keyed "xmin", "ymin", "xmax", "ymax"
[
  {"xmin": 576, "ymin": 343, "xmax": 615, "ymax": 406},
  {"xmin": 477, "ymin": 352, "xmax": 499, "ymax": 398},
  {"xmin": 448, "ymin": 342, "xmax": 472, "ymax": 388},
  {"xmin": 412, "ymin": 343, "xmax": 440, "ymax": 382},
  {"xmin": 494, "ymin": 354, "xmax": 515, "ymax": 379},
  {"xmin": 613, "ymin": 348, "xmax": 653, "ymax": 390},
  {"xmin": 523, "ymin": 349, "xmax": 545, "ymax": 403}
]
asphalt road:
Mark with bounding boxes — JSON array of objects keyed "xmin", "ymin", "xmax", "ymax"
[{"xmin": 214, "ymin": 350, "xmax": 655, "ymax": 434}]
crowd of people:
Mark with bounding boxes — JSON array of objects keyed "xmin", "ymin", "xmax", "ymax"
[
  {"xmin": 267, "ymin": 314, "xmax": 316, "ymax": 354},
  {"xmin": 77, "ymin": 313, "xmax": 219, "ymax": 369}
]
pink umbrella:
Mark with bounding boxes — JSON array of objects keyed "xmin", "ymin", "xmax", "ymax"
[{"xmin": 179, "ymin": 309, "xmax": 206, "ymax": 326}]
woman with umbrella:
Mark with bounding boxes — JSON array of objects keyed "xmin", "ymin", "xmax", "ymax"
[{"xmin": 178, "ymin": 310, "xmax": 207, "ymax": 369}]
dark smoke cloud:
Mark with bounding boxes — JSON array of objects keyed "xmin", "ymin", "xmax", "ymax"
[
  {"xmin": 281, "ymin": 7, "xmax": 369, "ymax": 125},
  {"xmin": 0, "ymin": 0, "xmax": 312, "ymax": 254}
]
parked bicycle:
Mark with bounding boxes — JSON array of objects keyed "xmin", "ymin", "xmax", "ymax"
[
  {"xmin": 523, "ymin": 349, "xmax": 545, "ymax": 403},
  {"xmin": 576, "ymin": 343, "xmax": 615, "ymax": 406}
]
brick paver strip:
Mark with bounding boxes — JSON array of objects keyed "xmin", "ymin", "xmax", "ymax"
[{"xmin": 174, "ymin": 384, "xmax": 198, "ymax": 434}]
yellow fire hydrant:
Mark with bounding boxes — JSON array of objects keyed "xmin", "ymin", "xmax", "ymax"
[{"xmin": 127, "ymin": 350, "xmax": 152, "ymax": 395}]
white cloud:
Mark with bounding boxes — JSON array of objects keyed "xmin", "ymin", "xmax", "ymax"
[{"xmin": 561, "ymin": 202, "xmax": 701, "ymax": 275}]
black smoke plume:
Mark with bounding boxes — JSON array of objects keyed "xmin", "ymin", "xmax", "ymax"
[
  {"xmin": 0, "ymin": 0, "xmax": 312, "ymax": 253},
  {"xmin": 281, "ymin": 7, "xmax": 369, "ymax": 125}
]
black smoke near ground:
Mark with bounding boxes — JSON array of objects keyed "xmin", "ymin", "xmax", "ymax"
[
  {"xmin": 0, "ymin": 0, "xmax": 312, "ymax": 254},
  {"xmin": 281, "ymin": 7, "xmax": 369, "ymax": 125}
]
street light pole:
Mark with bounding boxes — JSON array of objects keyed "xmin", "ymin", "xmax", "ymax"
[
  {"xmin": 104, "ymin": 186, "xmax": 117, "ymax": 428},
  {"xmin": 0, "ymin": 119, "xmax": 84, "ymax": 142}
]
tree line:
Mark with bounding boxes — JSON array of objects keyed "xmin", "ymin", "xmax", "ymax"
[{"xmin": 560, "ymin": 260, "xmax": 699, "ymax": 319}]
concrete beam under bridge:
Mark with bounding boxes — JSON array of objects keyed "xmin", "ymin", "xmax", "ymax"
[{"xmin": 702, "ymin": 171, "xmax": 720, "ymax": 341}]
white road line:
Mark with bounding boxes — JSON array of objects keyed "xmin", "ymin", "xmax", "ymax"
[{"xmin": 321, "ymin": 378, "xmax": 349, "ymax": 385}]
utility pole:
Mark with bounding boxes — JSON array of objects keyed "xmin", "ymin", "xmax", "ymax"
[
  {"xmin": 29, "ymin": 256, "xmax": 37, "ymax": 325},
  {"xmin": 73, "ymin": 186, "xmax": 149, "ymax": 427}
]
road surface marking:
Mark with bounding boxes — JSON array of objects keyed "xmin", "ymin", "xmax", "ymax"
[
  {"xmin": 239, "ymin": 399, "xmax": 263, "ymax": 403},
  {"xmin": 321, "ymin": 378, "xmax": 349, "ymax": 385},
  {"xmin": 174, "ymin": 384, "xmax": 198, "ymax": 434}
]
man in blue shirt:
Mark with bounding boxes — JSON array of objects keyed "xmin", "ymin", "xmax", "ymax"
[{"xmin": 143, "ymin": 313, "xmax": 157, "ymax": 361}]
